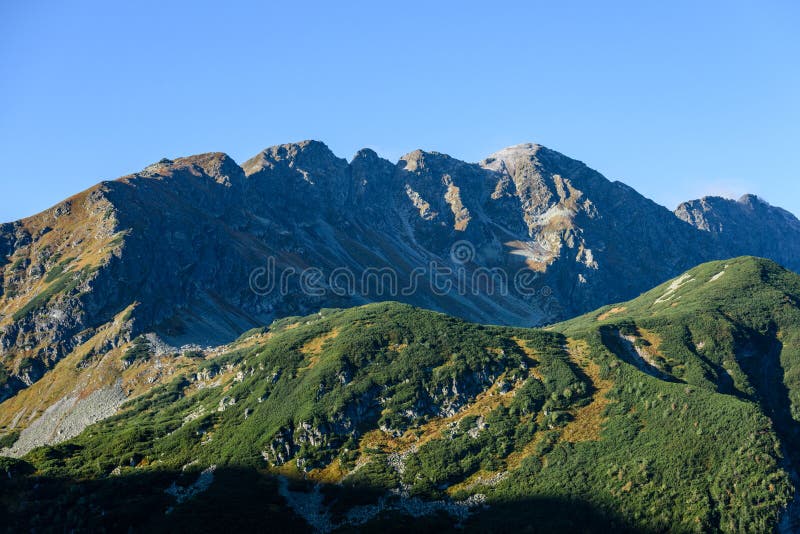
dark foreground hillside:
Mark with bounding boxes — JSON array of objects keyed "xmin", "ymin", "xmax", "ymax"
[{"xmin": 2, "ymin": 257, "xmax": 800, "ymax": 532}]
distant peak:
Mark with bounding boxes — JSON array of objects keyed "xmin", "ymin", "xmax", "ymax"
[
  {"xmin": 352, "ymin": 148, "xmax": 379, "ymax": 161},
  {"xmin": 398, "ymin": 149, "xmax": 458, "ymax": 173},
  {"xmin": 489, "ymin": 142, "xmax": 544, "ymax": 157},
  {"xmin": 258, "ymin": 139, "xmax": 334, "ymax": 158},
  {"xmin": 287, "ymin": 139, "xmax": 333, "ymax": 154},
  {"xmin": 480, "ymin": 142, "xmax": 545, "ymax": 175},
  {"xmin": 141, "ymin": 158, "xmax": 174, "ymax": 175},
  {"xmin": 177, "ymin": 152, "xmax": 243, "ymax": 186},
  {"xmin": 737, "ymin": 193, "xmax": 767, "ymax": 206},
  {"xmin": 679, "ymin": 194, "xmax": 770, "ymax": 210},
  {"xmin": 138, "ymin": 152, "xmax": 243, "ymax": 187},
  {"xmin": 400, "ymin": 148, "xmax": 451, "ymax": 160},
  {"xmin": 489, "ymin": 142, "xmax": 543, "ymax": 156},
  {"xmin": 242, "ymin": 140, "xmax": 343, "ymax": 177},
  {"xmin": 173, "ymin": 151, "xmax": 236, "ymax": 169},
  {"xmin": 350, "ymin": 148, "xmax": 395, "ymax": 172}
]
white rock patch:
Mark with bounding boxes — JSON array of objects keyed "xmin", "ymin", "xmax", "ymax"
[
  {"xmin": 655, "ymin": 274, "xmax": 694, "ymax": 304},
  {"xmin": 166, "ymin": 465, "xmax": 216, "ymax": 504},
  {"xmin": 278, "ymin": 474, "xmax": 487, "ymax": 533},
  {"xmin": 708, "ymin": 263, "xmax": 729, "ymax": 283}
]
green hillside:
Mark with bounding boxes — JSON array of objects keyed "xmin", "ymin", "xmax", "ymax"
[
  {"xmin": 2, "ymin": 257, "xmax": 800, "ymax": 532},
  {"xmin": 560, "ymin": 256, "xmax": 800, "ymax": 462}
]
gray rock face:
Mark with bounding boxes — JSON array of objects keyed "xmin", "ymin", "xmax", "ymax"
[
  {"xmin": 477, "ymin": 144, "xmax": 722, "ymax": 316},
  {"xmin": 675, "ymin": 194, "xmax": 800, "ymax": 271},
  {"xmin": 1, "ymin": 140, "xmax": 799, "ymax": 398},
  {"xmin": 1, "ymin": 381, "xmax": 126, "ymax": 457}
]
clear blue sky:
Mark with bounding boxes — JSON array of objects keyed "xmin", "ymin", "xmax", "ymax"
[{"xmin": 1, "ymin": 0, "xmax": 798, "ymax": 222}]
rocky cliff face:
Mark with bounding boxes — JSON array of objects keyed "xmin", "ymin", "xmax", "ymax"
[
  {"xmin": 477, "ymin": 144, "xmax": 724, "ymax": 316},
  {"xmin": 1, "ymin": 140, "xmax": 798, "ymax": 411},
  {"xmin": 676, "ymin": 194, "xmax": 800, "ymax": 272}
]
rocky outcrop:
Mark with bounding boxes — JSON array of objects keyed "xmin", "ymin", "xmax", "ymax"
[
  {"xmin": 676, "ymin": 194, "xmax": 800, "ymax": 271},
  {"xmin": 0, "ymin": 185, "xmax": 127, "ymax": 399},
  {"xmin": 261, "ymin": 352, "xmax": 518, "ymax": 471},
  {"xmin": 165, "ymin": 465, "xmax": 217, "ymax": 504},
  {"xmin": 262, "ymin": 427, "xmax": 298, "ymax": 466},
  {"xmin": 477, "ymin": 143, "xmax": 722, "ymax": 316}
]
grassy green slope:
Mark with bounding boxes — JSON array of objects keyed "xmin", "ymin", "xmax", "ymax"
[
  {"xmin": 2, "ymin": 257, "xmax": 799, "ymax": 532},
  {"xmin": 559, "ymin": 256, "xmax": 800, "ymax": 456}
]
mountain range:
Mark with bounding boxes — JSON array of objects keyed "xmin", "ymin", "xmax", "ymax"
[
  {"xmin": 2, "ymin": 141, "xmax": 799, "ymax": 402},
  {"xmin": 2, "ymin": 141, "xmax": 800, "ymax": 532}
]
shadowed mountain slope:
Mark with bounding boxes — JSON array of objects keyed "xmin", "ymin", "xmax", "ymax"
[{"xmin": 3, "ymin": 257, "xmax": 800, "ymax": 532}]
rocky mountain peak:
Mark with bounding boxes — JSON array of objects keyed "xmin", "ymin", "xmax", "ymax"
[
  {"xmin": 480, "ymin": 142, "xmax": 544, "ymax": 175},
  {"xmin": 139, "ymin": 158, "xmax": 174, "ymax": 176},
  {"xmin": 241, "ymin": 140, "xmax": 351, "ymax": 213},
  {"xmin": 351, "ymin": 147, "xmax": 380, "ymax": 162},
  {"xmin": 4, "ymin": 138, "xmax": 800, "ymax": 419},
  {"xmin": 734, "ymin": 194, "xmax": 797, "ymax": 219},
  {"xmin": 675, "ymin": 194, "xmax": 800, "ymax": 272},
  {"xmin": 399, "ymin": 149, "xmax": 437, "ymax": 172},
  {"xmin": 675, "ymin": 194, "xmax": 799, "ymax": 233},
  {"xmin": 738, "ymin": 193, "xmax": 765, "ymax": 207},
  {"xmin": 242, "ymin": 140, "xmax": 345, "ymax": 177},
  {"xmin": 349, "ymin": 149, "xmax": 396, "ymax": 205},
  {"xmin": 135, "ymin": 152, "xmax": 245, "ymax": 188},
  {"xmin": 482, "ymin": 143, "xmax": 605, "ymax": 193},
  {"xmin": 399, "ymin": 149, "xmax": 483, "ymax": 184},
  {"xmin": 172, "ymin": 152, "xmax": 245, "ymax": 187}
]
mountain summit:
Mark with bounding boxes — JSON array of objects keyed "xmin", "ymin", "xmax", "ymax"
[
  {"xmin": 1, "ymin": 140, "xmax": 799, "ymax": 443},
  {"xmin": 675, "ymin": 194, "xmax": 800, "ymax": 270}
]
